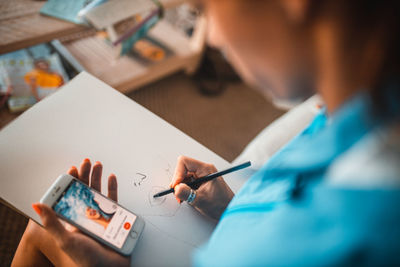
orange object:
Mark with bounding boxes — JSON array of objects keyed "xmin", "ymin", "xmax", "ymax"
[
  {"xmin": 24, "ymin": 69, "xmax": 63, "ymax": 88},
  {"xmin": 124, "ymin": 222, "xmax": 131, "ymax": 230},
  {"xmin": 134, "ymin": 40, "xmax": 165, "ymax": 62},
  {"xmin": 32, "ymin": 204, "xmax": 41, "ymax": 215}
]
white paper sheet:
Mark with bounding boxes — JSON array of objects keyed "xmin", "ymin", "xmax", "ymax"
[{"xmin": 0, "ymin": 72, "xmax": 249, "ymax": 266}]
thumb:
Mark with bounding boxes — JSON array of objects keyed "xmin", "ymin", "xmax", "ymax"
[
  {"xmin": 174, "ymin": 184, "xmax": 192, "ymax": 202},
  {"xmin": 32, "ymin": 203, "xmax": 70, "ymax": 246}
]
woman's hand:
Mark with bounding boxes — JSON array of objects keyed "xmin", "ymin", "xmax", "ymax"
[
  {"xmin": 32, "ymin": 159, "xmax": 129, "ymax": 267},
  {"xmin": 170, "ymin": 156, "xmax": 234, "ymax": 220}
]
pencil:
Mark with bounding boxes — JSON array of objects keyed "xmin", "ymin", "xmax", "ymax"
[{"xmin": 153, "ymin": 161, "xmax": 251, "ymax": 198}]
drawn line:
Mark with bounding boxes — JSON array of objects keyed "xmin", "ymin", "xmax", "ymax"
[
  {"xmin": 148, "ymin": 186, "xmax": 167, "ymax": 207},
  {"xmin": 132, "ymin": 172, "xmax": 147, "ymax": 187}
]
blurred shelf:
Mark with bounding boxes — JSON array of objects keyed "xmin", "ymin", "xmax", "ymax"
[
  {"xmin": 0, "ymin": 0, "xmax": 205, "ymax": 95},
  {"xmin": 0, "ymin": 0, "xmax": 192, "ymax": 55},
  {"xmin": 63, "ymin": 16, "xmax": 207, "ymax": 93}
]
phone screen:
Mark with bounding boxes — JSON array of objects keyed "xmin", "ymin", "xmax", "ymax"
[{"xmin": 53, "ymin": 180, "xmax": 137, "ymax": 249}]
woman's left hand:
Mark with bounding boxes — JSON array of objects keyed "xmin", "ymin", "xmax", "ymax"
[{"xmin": 32, "ymin": 159, "xmax": 129, "ymax": 267}]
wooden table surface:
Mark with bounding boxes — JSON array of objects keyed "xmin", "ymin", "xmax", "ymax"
[
  {"xmin": 0, "ymin": 0, "xmax": 90, "ymax": 54},
  {"xmin": 0, "ymin": 107, "xmax": 18, "ymax": 130},
  {"xmin": 0, "ymin": 0, "xmax": 187, "ymax": 55}
]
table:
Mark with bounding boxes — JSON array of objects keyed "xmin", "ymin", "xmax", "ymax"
[{"xmin": 0, "ymin": 0, "xmax": 89, "ymax": 54}]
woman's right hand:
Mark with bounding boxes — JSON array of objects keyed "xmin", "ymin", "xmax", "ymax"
[{"xmin": 170, "ymin": 156, "xmax": 234, "ymax": 220}]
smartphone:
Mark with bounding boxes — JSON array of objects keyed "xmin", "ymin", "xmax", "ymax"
[{"xmin": 40, "ymin": 174, "xmax": 145, "ymax": 256}]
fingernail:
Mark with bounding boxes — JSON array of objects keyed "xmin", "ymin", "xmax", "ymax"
[
  {"xmin": 84, "ymin": 158, "xmax": 90, "ymax": 163},
  {"xmin": 32, "ymin": 204, "xmax": 41, "ymax": 215},
  {"xmin": 95, "ymin": 161, "xmax": 101, "ymax": 165}
]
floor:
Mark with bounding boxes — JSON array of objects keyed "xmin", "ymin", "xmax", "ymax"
[{"xmin": 0, "ymin": 72, "xmax": 283, "ymax": 265}]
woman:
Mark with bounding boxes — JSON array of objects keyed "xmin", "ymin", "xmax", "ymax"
[
  {"xmin": 13, "ymin": 0, "xmax": 400, "ymax": 266},
  {"xmin": 24, "ymin": 59, "xmax": 64, "ymax": 101}
]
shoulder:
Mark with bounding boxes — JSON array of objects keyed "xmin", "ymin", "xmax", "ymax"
[
  {"xmin": 195, "ymin": 184, "xmax": 400, "ymax": 267},
  {"xmin": 194, "ymin": 125, "xmax": 400, "ymax": 267},
  {"xmin": 326, "ymin": 124, "xmax": 400, "ymax": 188}
]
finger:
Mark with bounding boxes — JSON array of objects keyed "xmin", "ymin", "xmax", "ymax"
[
  {"xmin": 68, "ymin": 166, "xmax": 79, "ymax": 178},
  {"xmin": 171, "ymin": 156, "xmax": 216, "ymax": 188},
  {"xmin": 64, "ymin": 222, "xmax": 79, "ymax": 233},
  {"xmin": 108, "ymin": 174, "xmax": 118, "ymax": 202},
  {"xmin": 174, "ymin": 184, "xmax": 192, "ymax": 203},
  {"xmin": 175, "ymin": 196, "xmax": 183, "ymax": 204},
  {"xmin": 171, "ymin": 156, "xmax": 188, "ymax": 188},
  {"xmin": 187, "ymin": 171, "xmax": 196, "ymax": 177},
  {"xmin": 171, "ymin": 156, "xmax": 201, "ymax": 187},
  {"xmin": 32, "ymin": 204, "xmax": 70, "ymax": 247},
  {"xmin": 194, "ymin": 164, "xmax": 217, "ymax": 178},
  {"xmin": 79, "ymin": 158, "xmax": 91, "ymax": 185},
  {"xmin": 90, "ymin": 161, "xmax": 103, "ymax": 192},
  {"xmin": 186, "ymin": 172, "xmax": 197, "ymax": 182}
]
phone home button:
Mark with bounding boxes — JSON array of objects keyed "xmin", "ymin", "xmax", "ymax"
[{"xmin": 130, "ymin": 231, "xmax": 138, "ymax": 239}]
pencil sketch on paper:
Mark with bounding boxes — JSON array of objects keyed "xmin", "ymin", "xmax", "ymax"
[
  {"xmin": 132, "ymin": 172, "xmax": 147, "ymax": 187},
  {"xmin": 149, "ymin": 186, "xmax": 167, "ymax": 206},
  {"xmin": 144, "ymin": 184, "xmax": 181, "ymax": 217},
  {"xmin": 129, "ymin": 159, "xmax": 182, "ymax": 217}
]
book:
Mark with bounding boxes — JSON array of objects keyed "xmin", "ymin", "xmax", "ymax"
[
  {"xmin": 40, "ymin": 0, "xmax": 96, "ymax": 25},
  {"xmin": 164, "ymin": 3, "xmax": 200, "ymax": 37},
  {"xmin": 84, "ymin": 0, "xmax": 158, "ymax": 29},
  {"xmin": 97, "ymin": 28, "xmax": 172, "ymax": 64},
  {"xmin": 0, "ymin": 63, "xmax": 11, "ymax": 94},
  {"xmin": 79, "ymin": 0, "xmax": 162, "ymax": 56},
  {"xmin": 0, "ymin": 44, "xmax": 70, "ymax": 113}
]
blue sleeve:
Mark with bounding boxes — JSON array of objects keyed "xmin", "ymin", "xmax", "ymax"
[{"xmin": 194, "ymin": 185, "xmax": 400, "ymax": 267}]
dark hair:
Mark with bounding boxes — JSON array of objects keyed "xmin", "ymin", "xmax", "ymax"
[{"xmin": 310, "ymin": 0, "xmax": 400, "ymax": 119}]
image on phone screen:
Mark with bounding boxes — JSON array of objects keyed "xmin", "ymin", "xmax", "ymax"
[{"xmin": 53, "ymin": 180, "xmax": 137, "ymax": 248}]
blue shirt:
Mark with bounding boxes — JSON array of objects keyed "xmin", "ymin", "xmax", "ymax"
[{"xmin": 194, "ymin": 94, "xmax": 400, "ymax": 266}]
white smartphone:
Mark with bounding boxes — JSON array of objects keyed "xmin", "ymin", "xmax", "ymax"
[{"xmin": 40, "ymin": 174, "xmax": 145, "ymax": 256}]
